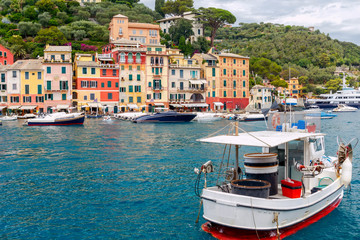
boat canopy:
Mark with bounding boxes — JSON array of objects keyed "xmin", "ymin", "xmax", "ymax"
[{"xmin": 198, "ymin": 131, "xmax": 325, "ymax": 148}]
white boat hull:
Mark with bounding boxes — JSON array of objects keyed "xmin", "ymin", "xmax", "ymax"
[{"xmin": 202, "ymin": 177, "xmax": 343, "ymax": 230}]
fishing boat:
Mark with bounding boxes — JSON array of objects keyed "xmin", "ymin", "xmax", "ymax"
[
  {"xmin": 0, "ymin": 115, "xmax": 17, "ymax": 121},
  {"xmin": 25, "ymin": 112, "xmax": 85, "ymax": 126},
  {"xmin": 132, "ymin": 111, "xmax": 196, "ymax": 123},
  {"xmin": 332, "ymin": 104, "xmax": 357, "ymax": 112},
  {"xmin": 194, "ymin": 111, "xmax": 355, "ymax": 239}
]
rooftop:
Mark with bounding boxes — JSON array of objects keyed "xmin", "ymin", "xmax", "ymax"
[
  {"xmin": 219, "ymin": 52, "xmax": 249, "ymax": 59},
  {"xmin": 8, "ymin": 59, "xmax": 43, "ymax": 70},
  {"xmin": 128, "ymin": 22, "xmax": 160, "ymax": 29},
  {"xmin": 113, "ymin": 14, "xmax": 128, "ymax": 18},
  {"xmin": 111, "ymin": 38, "xmax": 142, "ymax": 46},
  {"xmin": 44, "ymin": 45, "xmax": 72, "ymax": 52},
  {"xmin": 76, "ymin": 61, "xmax": 99, "ymax": 67}
]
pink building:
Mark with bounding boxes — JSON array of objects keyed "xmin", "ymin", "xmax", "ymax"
[
  {"xmin": 0, "ymin": 44, "xmax": 14, "ymax": 66},
  {"xmin": 108, "ymin": 14, "xmax": 160, "ymax": 45}
]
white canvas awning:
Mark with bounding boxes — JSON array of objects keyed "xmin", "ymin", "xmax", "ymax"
[
  {"xmin": 183, "ymin": 103, "xmax": 208, "ymax": 108},
  {"xmin": 0, "ymin": 106, "xmax": 7, "ymax": 110},
  {"xmin": 87, "ymin": 102, "xmax": 103, "ymax": 108},
  {"xmin": 199, "ymin": 131, "xmax": 325, "ymax": 148},
  {"xmin": 214, "ymin": 102, "xmax": 224, "ymax": 106},
  {"xmin": 127, "ymin": 104, "xmax": 139, "ymax": 109},
  {"xmin": 8, "ymin": 105, "xmax": 21, "ymax": 110},
  {"xmin": 154, "ymin": 103, "xmax": 164, "ymax": 106},
  {"xmin": 189, "ymin": 80, "xmax": 207, "ymax": 84},
  {"xmin": 170, "ymin": 104, "xmax": 183, "ymax": 108},
  {"xmin": 20, "ymin": 105, "xmax": 37, "ymax": 110},
  {"xmin": 57, "ymin": 105, "xmax": 70, "ymax": 110}
]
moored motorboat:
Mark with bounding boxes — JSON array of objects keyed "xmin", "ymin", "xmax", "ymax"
[
  {"xmin": 194, "ymin": 111, "xmax": 355, "ymax": 239},
  {"xmin": 25, "ymin": 112, "xmax": 85, "ymax": 126},
  {"xmin": 193, "ymin": 112, "xmax": 222, "ymax": 122},
  {"xmin": 332, "ymin": 104, "xmax": 357, "ymax": 112},
  {"xmin": 132, "ymin": 111, "xmax": 196, "ymax": 123},
  {"xmin": 0, "ymin": 115, "xmax": 17, "ymax": 121},
  {"xmin": 236, "ymin": 113, "xmax": 267, "ymax": 121}
]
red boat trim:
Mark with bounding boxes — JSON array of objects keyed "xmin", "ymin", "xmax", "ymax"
[{"xmin": 202, "ymin": 196, "xmax": 342, "ymax": 240}]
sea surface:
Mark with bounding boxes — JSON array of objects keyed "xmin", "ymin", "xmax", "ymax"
[{"xmin": 0, "ymin": 113, "xmax": 359, "ymax": 239}]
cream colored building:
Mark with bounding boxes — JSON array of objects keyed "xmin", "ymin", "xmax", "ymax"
[{"xmin": 248, "ymin": 85, "xmax": 272, "ymax": 110}]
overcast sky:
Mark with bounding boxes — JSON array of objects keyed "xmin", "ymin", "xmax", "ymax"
[{"xmin": 141, "ymin": 0, "xmax": 360, "ymax": 45}]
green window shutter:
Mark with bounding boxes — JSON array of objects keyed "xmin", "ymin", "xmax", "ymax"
[
  {"xmin": 129, "ymin": 85, "xmax": 133, "ymax": 92},
  {"xmin": 139, "ymin": 86, "xmax": 141, "ymax": 92},
  {"xmin": 129, "ymin": 74, "xmax": 133, "ymax": 80},
  {"xmin": 115, "ymin": 82, "xmax": 118, "ymax": 88},
  {"xmin": 159, "ymin": 80, "xmax": 162, "ymax": 88},
  {"xmin": 243, "ymin": 70, "xmax": 246, "ymax": 76},
  {"xmin": 212, "ymin": 91, "xmax": 215, "ymax": 97},
  {"xmin": 60, "ymin": 81, "xmax": 62, "ymax": 90},
  {"xmin": 50, "ymin": 94, "xmax": 53, "ymax": 100},
  {"xmin": 45, "ymin": 94, "xmax": 47, "ymax": 100},
  {"xmin": 223, "ymin": 80, "xmax": 226, "ymax": 87},
  {"xmin": 148, "ymin": 82, "xmax": 151, "ymax": 87},
  {"xmin": 224, "ymin": 91, "xmax": 227, "ymax": 97},
  {"xmin": 62, "ymin": 94, "xmax": 66, "ymax": 100},
  {"xmin": 47, "ymin": 81, "xmax": 51, "ymax": 90},
  {"xmin": 65, "ymin": 81, "xmax": 68, "ymax": 90},
  {"xmin": 137, "ymin": 74, "xmax": 140, "ymax": 81},
  {"xmin": 233, "ymin": 70, "xmax": 236, "ymax": 76},
  {"xmin": 108, "ymin": 81, "xmax": 111, "ymax": 87},
  {"xmin": 101, "ymin": 83, "xmax": 104, "ymax": 88},
  {"xmin": 234, "ymin": 91, "xmax": 236, "ymax": 97},
  {"xmin": 212, "ymin": 68, "xmax": 215, "ymax": 77},
  {"xmin": 159, "ymin": 93, "xmax": 162, "ymax": 99},
  {"xmin": 223, "ymin": 69, "xmax": 226, "ymax": 75},
  {"xmin": 38, "ymin": 85, "xmax": 42, "ymax": 94},
  {"xmin": 153, "ymin": 93, "xmax": 155, "ymax": 99},
  {"xmin": 233, "ymin": 80, "xmax": 236, "ymax": 87}
]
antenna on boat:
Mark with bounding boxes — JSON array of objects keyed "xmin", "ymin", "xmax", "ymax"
[{"xmin": 235, "ymin": 122, "xmax": 239, "ymax": 180}]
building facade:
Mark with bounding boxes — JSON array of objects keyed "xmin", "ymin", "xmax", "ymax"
[
  {"xmin": 286, "ymin": 77, "xmax": 303, "ymax": 98},
  {"xmin": 0, "ymin": 44, "xmax": 14, "ymax": 66},
  {"xmin": 248, "ymin": 85, "xmax": 273, "ymax": 110},
  {"xmin": 0, "ymin": 65, "xmax": 7, "ymax": 113},
  {"xmin": 43, "ymin": 45, "xmax": 72, "ymax": 113},
  {"xmin": 109, "ymin": 14, "xmax": 160, "ymax": 45}
]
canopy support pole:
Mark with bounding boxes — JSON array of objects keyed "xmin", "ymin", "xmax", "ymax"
[{"xmin": 235, "ymin": 122, "xmax": 239, "ymax": 180}]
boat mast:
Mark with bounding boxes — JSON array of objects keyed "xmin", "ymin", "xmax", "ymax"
[{"xmin": 235, "ymin": 121, "xmax": 239, "ymax": 180}]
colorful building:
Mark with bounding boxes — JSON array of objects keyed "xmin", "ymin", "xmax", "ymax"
[
  {"xmin": 0, "ymin": 44, "xmax": 14, "ymax": 66},
  {"xmin": 248, "ymin": 85, "xmax": 273, "ymax": 110},
  {"xmin": 108, "ymin": 14, "xmax": 160, "ymax": 45},
  {"xmin": 168, "ymin": 48, "xmax": 207, "ymax": 111},
  {"xmin": 0, "ymin": 65, "xmax": 7, "ymax": 114},
  {"xmin": 145, "ymin": 44, "xmax": 169, "ymax": 111},
  {"xmin": 286, "ymin": 77, "xmax": 303, "ymax": 98},
  {"xmin": 6, "ymin": 61, "xmax": 22, "ymax": 112},
  {"xmin": 43, "ymin": 45, "xmax": 72, "ymax": 113}
]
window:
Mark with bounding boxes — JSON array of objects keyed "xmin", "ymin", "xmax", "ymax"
[
  {"xmin": 148, "ymin": 82, "xmax": 151, "ymax": 87},
  {"xmin": 171, "ymin": 82, "xmax": 175, "ymax": 88},
  {"xmin": 223, "ymin": 58, "xmax": 226, "ymax": 63},
  {"xmin": 115, "ymin": 82, "xmax": 118, "ymax": 88},
  {"xmin": 12, "ymin": 71, "xmax": 16, "ymax": 78},
  {"xmin": 84, "ymin": 95, "xmax": 87, "ymax": 100},
  {"xmin": 101, "ymin": 82, "xmax": 104, "ymax": 88},
  {"xmin": 102, "ymin": 69, "xmax": 106, "ymax": 75},
  {"xmin": 120, "ymin": 87, "xmax": 126, "ymax": 92},
  {"xmin": 108, "ymin": 81, "xmax": 111, "ymax": 87},
  {"xmin": 243, "ymin": 91, "xmax": 246, "ymax": 97},
  {"xmin": 153, "ymin": 80, "xmax": 161, "ymax": 90},
  {"xmin": 153, "ymin": 93, "xmax": 161, "ymax": 100},
  {"xmin": 223, "ymin": 80, "xmax": 226, "ymax": 87},
  {"xmin": 38, "ymin": 85, "xmax": 42, "ymax": 94},
  {"xmin": 234, "ymin": 91, "xmax": 237, "ymax": 97},
  {"xmin": 212, "ymin": 91, "xmax": 215, "ymax": 97},
  {"xmin": 51, "ymin": 55, "xmax": 55, "ymax": 60},
  {"xmin": 25, "ymin": 72, "xmax": 29, "ymax": 79},
  {"xmin": 4, "ymin": 60, "xmax": 6, "ymax": 65},
  {"xmin": 139, "ymin": 30, "xmax": 143, "ymax": 34},
  {"xmin": 151, "ymin": 57, "xmax": 154, "ymax": 65},
  {"xmin": 4, "ymin": 52, "xmax": 6, "ymax": 57},
  {"xmin": 132, "ymin": 30, "xmax": 136, "ymax": 34},
  {"xmin": 82, "ymin": 68, "xmax": 87, "ymax": 74},
  {"xmin": 91, "ymin": 68, "xmax": 96, "ymax": 75},
  {"xmin": 234, "ymin": 59, "xmax": 236, "ymax": 64},
  {"xmin": 233, "ymin": 80, "xmax": 236, "ymax": 88},
  {"xmin": 137, "ymin": 74, "xmax": 140, "ymax": 81},
  {"xmin": 233, "ymin": 70, "xmax": 236, "ymax": 76},
  {"xmin": 62, "ymin": 67, "xmax": 66, "ymax": 74},
  {"xmin": 90, "ymin": 93, "xmax": 95, "ymax": 100},
  {"xmin": 129, "ymin": 74, "xmax": 133, "ymax": 81},
  {"xmin": 60, "ymin": 81, "xmax": 68, "ymax": 90},
  {"xmin": 198, "ymin": 29, "xmax": 201, "ymax": 35},
  {"xmin": 147, "ymin": 94, "xmax": 151, "ymax": 100},
  {"xmin": 120, "ymin": 53, "xmax": 125, "ymax": 63},
  {"xmin": 137, "ymin": 96, "xmax": 141, "ymax": 103},
  {"xmin": 62, "ymin": 94, "xmax": 66, "ymax": 100},
  {"xmin": 223, "ymin": 69, "xmax": 226, "ymax": 75},
  {"xmin": 147, "ymin": 47, "xmax": 151, "ymax": 52},
  {"xmin": 25, "ymin": 85, "xmax": 29, "ymax": 94},
  {"xmin": 180, "ymin": 82, "xmax": 184, "ymax": 90},
  {"xmin": 243, "ymin": 70, "xmax": 246, "ymax": 76},
  {"xmin": 61, "ymin": 54, "xmax": 65, "ymax": 61},
  {"xmin": 212, "ymin": 68, "xmax": 216, "ymax": 77},
  {"xmin": 119, "ymin": 27, "xmax": 123, "ymax": 35},
  {"xmin": 212, "ymin": 80, "xmax": 215, "ymax": 88},
  {"xmin": 129, "ymin": 65, "xmax": 132, "ymax": 70},
  {"xmin": 38, "ymin": 72, "xmax": 42, "ymax": 80},
  {"xmin": 160, "ymin": 57, "xmax": 163, "ymax": 65},
  {"xmin": 128, "ymin": 53, "xmax": 133, "ymax": 63},
  {"xmin": 180, "ymin": 70, "xmax": 183, "ymax": 78},
  {"xmin": 121, "ymin": 65, "xmax": 124, "ymax": 70},
  {"xmin": 136, "ymin": 53, "xmax": 141, "ymax": 63},
  {"xmin": 0, "ymin": 51, "xmax": 2, "ymax": 56},
  {"xmin": 81, "ymin": 81, "xmax": 88, "ymax": 88},
  {"xmin": 243, "ymin": 81, "xmax": 246, "ymax": 87},
  {"xmin": 135, "ymin": 85, "xmax": 141, "ymax": 92},
  {"xmin": 172, "ymin": 69, "xmax": 175, "ymax": 75},
  {"xmin": 1, "ymin": 73, "xmax": 5, "ymax": 82},
  {"xmin": 190, "ymin": 70, "xmax": 197, "ymax": 79},
  {"xmin": 90, "ymin": 81, "xmax": 97, "ymax": 88},
  {"xmin": 47, "ymin": 67, "xmax": 51, "ymax": 74},
  {"xmin": 243, "ymin": 60, "xmax": 246, "ymax": 65},
  {"xmin": 23, "ymin": 96, "xmax": 32, "ymax": 103},
  {"xmin": 108, "ymin": 93, "xmax": 113, "ymax": 100},
  {"xmin": 12, "ymin": 83, "xmax": 17, "ymax": 90},
  {"xmin": 137, "ymin": 66, "xmax": 140, "ymax": 71},
  {"xmin": 129, "ymin": 96, "xmax": 133, "ymax": 103},
  {"xmin": 224, "ymin": 91, "xmax": 227, "ymax": 97},
  {"xmin": 155, "ymin": 48, "xmax": 162, "ymax": 52},
  {"xmin": 129, "ymin": 85, "xmax": 133, "ymax": 92}
]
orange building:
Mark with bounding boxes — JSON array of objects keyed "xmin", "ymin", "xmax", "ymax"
[{"xmin": 108, "ymin": 14, "xmax": 160, "ymax": 45}]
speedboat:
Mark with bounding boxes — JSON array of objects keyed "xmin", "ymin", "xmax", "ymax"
[
  {"xmin": 236, "ymin": 113, "xmax": 267, "ymax": 121},
  {"xmin": 25, "ymin": 112, "xmax": 85, "ymax": 126},
  {"xmin": 195, "ymin": 111, "xmax": 355, "ymax": 239},
  {"xmin": 193, "ymin": 112, "xmax": 222, "ymax": 122},
  {"xmin": 132, "ymin": 111, "xmax": 196, "ymax": 123},
  {"xmin": 0, "ymin": 115, "xmax": 17, "ymax": 121},
  {"xmin": 332, "ymin": 104, "xmax": 357, "ymax": 112}
]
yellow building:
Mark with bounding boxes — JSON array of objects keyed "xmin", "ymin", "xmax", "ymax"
[{"xmin": 286, "ymin": 77, "xmax": 303, "ymax": 98}]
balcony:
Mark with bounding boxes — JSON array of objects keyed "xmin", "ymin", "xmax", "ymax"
[
  {"xmin": 152, "ymin": 87, "xmax": 164, "ymax": 91},
  {"xmin": 98, "ymin": 53, "xmax": 111, "ymax": 59},
  {"xmin": 147, "ymin": 51, "xmax": 167, "ymax": 55},
  {"xmin": 100, "ymin": 64, "xmax": 118, "ymax": 69},
  {"xmin": 176, "ymin": 87, "xmax": 207, "ymax": 93},
  {"xmin": 44, "ymin": 59, "xmax": 72, "ymax": 63},
  {"xmin": 169, "ymin": 63, "xmax": 200, "ymax": 68},
  {"xmin": 44, "ymin": 87, "xmax": 68, "ymax": 93}
]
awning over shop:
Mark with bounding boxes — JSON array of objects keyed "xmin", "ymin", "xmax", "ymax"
[
  {"xmin": 189, "ymin": 80, "xmax": 207, "ymax": 84},
  {"xmin": 127, "ymin": 104, "xmax": 139, "ymax": 109},
  {"xmin": 154, "ymin": 103, "xmax": 164, "ymax": 106},
  {"xmin": 170, "ymin": 104, "xmax": 184, "ymax": 108},
  {"xmin": 0, "ymin": 106, "xmax": 7, "ymax": 110},
  {"xmin": 183, "ymin": 103, "xmax": 208, "ymax": 108},
  {"xmin": 57, "ymin": 105, "xmax": 70, "ymax": 110},
  {"xmin": 20, "ymin": 105, "xmax": 37, "ymax": 110},
  {"xmin": 87, "ymin": 102, "xmax": 103, "ymax": 108},
  {"xmin": 8, "ymin": 105, "xmax": 21, "ymax": 110},
  {"xmin": 214, "ymin": 102, "xmax": 224, "ymax": 107}
]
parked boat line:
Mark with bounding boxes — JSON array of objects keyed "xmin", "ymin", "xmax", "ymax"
[{"xmin": 24, "ymin": 112, "xmax": 85, "ymax": 126}]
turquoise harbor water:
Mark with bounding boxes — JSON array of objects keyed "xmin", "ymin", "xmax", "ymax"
[{"xmin": 1, "ymin": 114, "xmax": 359, "ymax": 239}]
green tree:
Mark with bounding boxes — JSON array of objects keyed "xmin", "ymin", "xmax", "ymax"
[
  {"xmin": 23, "ymin": 6, "xmax": 38, "ymax": 20},
  {"xmin": 34, "ymin": 26, "xmax": 68, "ymax": 45},
  {"xmin": 271, "ymin": 79, "xmax": 288, "ymax": 88},
  {"xmin": 197, "ymin": 7, "xmax": 236, "ymax": 47},
  {"xmin": 162, "ymin": 0, "xmax": 193, "ymax": 16},
  {"xmin": 36, "ymin": 0, "xmax": 58, "ymax": 16},
  {"xmin": 192, "ymin": 36, "xmax": 210, "ymax": 53},
  {"xmin": 324, "ymin": 78, "xmax": 342, "ymax": 93},
  {"xmin": 168, "ymin": 18, "xmax": 193, "ymax": 45},
  {"xmin": 38, "ymin": 12, "xmax": 51, "ymax": 27},
  {"xmin": 18, "ymin": 21, "xmax": 41, "ymax": 37},
  {"xmin": 155, "ymin": 0, "xmax": 165, "ymax": 17}
]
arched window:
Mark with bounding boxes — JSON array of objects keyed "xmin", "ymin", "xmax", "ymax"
[
  {"xmin": 151, "ymin": 57, "xmax": 154, "ymax": 65},
  {"xmin": 160, "ymin": 57, "xmax": 163, "ymax": 65},
  {"xmin": 128, "ymin": 53, "xmax": 133, "ymax": 63},
  {"xmin": 120, "ymin": 53, "xmax": 125, "ymax": 63},
  {"xmin": 155, "ymin": 57, "xmax": 159, "ymax": 65},
  {"xmin": 136, "ymin": 53, "xmax": 141, "ymax": 63}
]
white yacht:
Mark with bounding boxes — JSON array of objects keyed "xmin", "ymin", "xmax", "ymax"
[
  {"xmin": 332, "ymin": 104, "xmax": 357, "ymax": 112},
  {"xmin": 195, "ymin": 112, "xmax": 355, "ymax": 239}
]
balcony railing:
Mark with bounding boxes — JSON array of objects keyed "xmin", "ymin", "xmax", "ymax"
[
  {"xmin": 176, "ymin": 87, "xmax": 207, "ymax": 92},
  {"xmin": 44, "ymin": 87, "xmax": 68, "ymax": 92},
  {"xmin": 100, "ymin": 64, "xmax": 118, "ymax": 69},
  {"xmin": 169, "ymin": 99, "xmax": 207, "ymax": 103},
  {"xmin": 44, "ymin": 59, "xmax": 72, "ymax": 63},
  {"xmin": 98, "ymin": 54, "xmax": 111, "ymax": 59},
  {"xmin": 152, "ymin": 87, "xmax": 164, "ymax": 91},
  {"xmin": 169, "ymin": 64, "xmax": 200, "ymax": 68}
]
